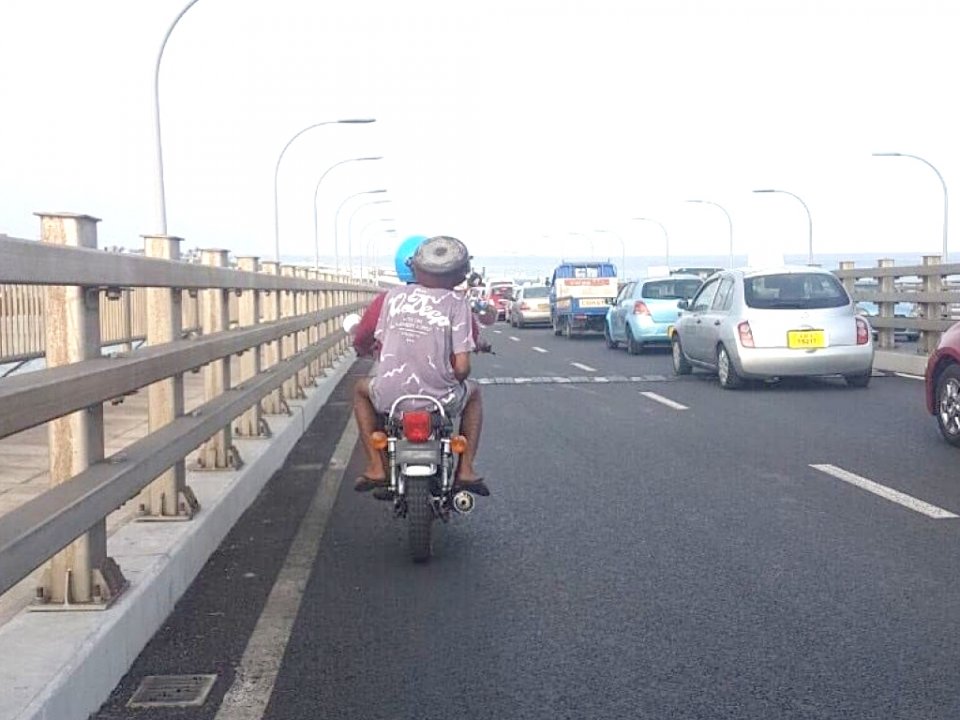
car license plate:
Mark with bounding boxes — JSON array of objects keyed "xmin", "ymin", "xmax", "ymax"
[
  {"xmin": 537, "ymin": 303, "xmax": 548, "ymax": 311},
  {"xmin": 579, "ymin": 298, "xmax": 608, "ymax": 308},
  {"xmin": 787, "ymin": 329, "xmax": 826, "ymax": 349}
]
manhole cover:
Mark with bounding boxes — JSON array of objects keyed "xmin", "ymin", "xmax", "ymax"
[{"xmin": 128, "ymin": 674, "xmax": 217, "ymax": 708}]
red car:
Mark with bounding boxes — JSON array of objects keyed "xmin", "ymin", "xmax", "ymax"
[
  {"xmin": 487, "ymin": 282, "xmax": 514, "ymax": 321},
  {"xmin": 925, "ymin": 320, "xmax": 960, "ymax": 446}
]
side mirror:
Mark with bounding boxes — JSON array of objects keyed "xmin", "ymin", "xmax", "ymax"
[
  {"xmin": 342, "ymin": 313, "xmax": 361, "ymax": 334},
  {"xmin": 677, "ymin": 300, "xmax": 689, "ymax": 311}
]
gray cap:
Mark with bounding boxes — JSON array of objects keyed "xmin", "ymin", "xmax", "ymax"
[{"xmin": 410, "ymin": 235, "xmax": 471, "ymax": 275}]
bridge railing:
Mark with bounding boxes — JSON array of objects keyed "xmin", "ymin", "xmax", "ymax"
[
  {"xmin": 0, "ymin": 212, "xmax": 376, "ymax": 608},
  {"xmin": 834, "ymin": 255, "xmax": 960, "ymax": 354}
]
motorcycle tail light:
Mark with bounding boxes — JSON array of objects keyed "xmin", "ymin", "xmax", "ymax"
[
  {"xmin": 856, "ymin": 317, "xmax": 870, "ymax": 345},
  {"xmin": 402, "ymin": 411, "xmax": 432, "ymax": 442},
  {"xmin": 370, "ymin": 431, "xmax": 388, "ymax": 450},
  {"xmin": 633, "ymin": 301, "xmax": 651, "ymax": 316},
  {"xmin": 738, "ymin": 321, "xmax": 755, "ymax": 348},
  {"xmin": 450, "ymin": 435, "xmax": 469, "ymax": 454}
]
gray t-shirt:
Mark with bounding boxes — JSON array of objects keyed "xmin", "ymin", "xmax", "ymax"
[{"xmin": 369, "ymin": 285, "xmax": 476, "ymax": 413}]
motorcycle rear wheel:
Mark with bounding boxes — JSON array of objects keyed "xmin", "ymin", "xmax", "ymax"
[{"xmin": 406, "ymin": 477, "xmax": 433, "ymax": 563}]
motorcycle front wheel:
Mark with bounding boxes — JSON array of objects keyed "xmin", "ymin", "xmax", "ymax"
[{"xmin": 406, "ymin": 477, "xmax": 433, "ymax": 563}]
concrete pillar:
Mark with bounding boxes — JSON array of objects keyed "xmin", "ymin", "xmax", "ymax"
[
  {"xmin": 34, "ymin": 212, "xmax": 126, "ymax": 607},
  {"xmin": 235, "ymin": 256, "xmax": 267, "ymax": 436},
  {"xmin": 838, "ymin": 261, "xmax": 856, "ymax": 299},
  {"xmin": 921, "ymin": 254, "xmax": 943, "ymax": 354},
  {"xmin": 138, "ymin": 235, "xmax": 199, "ymax": 520},
  {"xmin": 294, "ymin": 267, "xmax": 312, "ymax": 386},
  {"xmin": 307, "ymin": 269, "xmax": 322, "ymax": 378},
  {"xmin": 260, "ymin": 261, "xmax": 286, "ymax": 415},
  {"xmin": 877, "ymin": 258, "xmax": 895, "ymax": 350},
  {"xmin": 280, "ymin": 265, "xmax": 304, "ymax": 400},
  {"xmin": 196, "ymin": 249, "xmax": 240, "ymax": 469}
]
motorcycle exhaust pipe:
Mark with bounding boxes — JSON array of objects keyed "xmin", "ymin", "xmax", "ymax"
[{"xmin": 452, "ymin": 490, "xmax": 475, "ymax": 514}]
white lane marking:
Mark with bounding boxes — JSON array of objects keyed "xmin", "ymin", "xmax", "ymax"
[
  {"xmin": 214, "ymin": 418, "xmax": 358, "ymax": 720},
  {"xmin": 493, "ymin": 329, "xmax": 502, "ymax": 334},
  {"xmin": 810, "ymin": 464, "xmax": 958, "ymax": 519},
  {"xmin": 894, "ymin": 372, "xmax": 925, "ymax": 381},
  {"xmin": 509, "ymin": 336, "xmax": 520, "ymax": 342},
  {"xmin": 571, "ymin": 362, "xmax": 597, "ymax": 372},
  {"xmin": 532, "ymin": 346, "xmax": 548, "ymax": 353},
  {"xmin": 640, "ymin": 391, "xmax": 688, "ymax": 410}
]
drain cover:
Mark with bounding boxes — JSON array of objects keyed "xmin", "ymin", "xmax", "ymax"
[{"xmin": 128, "ymin": 674, "xmax": 217, "ymax": 708}]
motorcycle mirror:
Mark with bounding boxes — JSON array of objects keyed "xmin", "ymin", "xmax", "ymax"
[{"xmin": 342, "ymin": 313, "xmax": 361, "ymax": 334}]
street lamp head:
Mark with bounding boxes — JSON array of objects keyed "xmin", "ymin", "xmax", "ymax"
[
  {"xmin": 337, "ymin": 118, "xmax": 376, "ymax": 124},
  {"xmin": 752, "ymin": 189, "xmax": 776, "ymax": 193},
  {"xmin": 369, "ymin": 189, "xmax": 388, "ymax": 194},
  {"xmin": 872, "ymin": 152, "xmax": 902, "ymax": 157},
  {"xmin": 359, "ymin": 155, "xmax": 383, "ymax": 161}
]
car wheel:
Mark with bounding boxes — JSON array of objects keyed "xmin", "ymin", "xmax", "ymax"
[
  {"xmin": 672, "ymin": 336, "xmax": 692, "ymax": 375},
  {"xmin": 844, "ymin": 370, "xmax": 872, "ymax": 388},
  {"xmin": 717, "ymin": 344, "xmax": 742, "ymax": 389},
  {"xmin": 625, "ymin": 326, "xmax": 643, "ymax": 355},
  {"xmin": 935, "ymin": 364, "xmax": 960, "ymax": 447},
  {"xmin": 517, "ymin": 315, "xmax": 525, "ymax": 329},
  {"xmin": 553, "ymin": 318, "xmax": 562, "ymax": 336},
  {"xmin": 563, "ymin": 318, "xmax": 573, "ymax": 339},
  {"xmin": 604, "ymin": 322, "xmax": 619, "ymax": 349}
]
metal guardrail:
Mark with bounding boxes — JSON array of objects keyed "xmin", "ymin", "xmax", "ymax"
[
  {"xmin": 0, "ymin": 214, "xmax": 376, "ymax": 607},
  {"xmin": 834, "ymin": 255, "xmax": 960, "ymax": 353}
]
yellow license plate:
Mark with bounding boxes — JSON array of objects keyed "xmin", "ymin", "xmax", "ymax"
[
  {"xmin": 787, "ymin": 329, "xmax": 826, "ymax": 349},
  {"xmin": 579, "ymin": 298, "xmax": 608, "ymax": 308}
]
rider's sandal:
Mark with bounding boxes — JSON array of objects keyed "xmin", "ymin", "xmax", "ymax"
[
  {"xmin": 354, "ymin": 475, "xmax": 386, "ymax": 493},
  {"xmin": 454, "ymin": 478, "xmax": 490, "ymax": 497}
]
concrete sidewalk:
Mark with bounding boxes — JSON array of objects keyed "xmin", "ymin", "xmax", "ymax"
[{"xmin": 0, "ymin": 353, "xmax": 357, "ymax": 720}]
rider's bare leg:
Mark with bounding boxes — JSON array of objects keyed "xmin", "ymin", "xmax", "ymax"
[
  {"xmin": 455, "ymin": 385, "xmax": 483, "ymax": 483},
  {"xmin": 353, "ymin": 378, "xmax": 386, "ymax": 482}
]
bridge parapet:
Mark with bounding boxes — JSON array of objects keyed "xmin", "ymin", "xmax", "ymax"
[
  {"xmin": 0, "ymin": 213, "xmax": 376, "ymax": 611},
  {"xmin": 834, "ymin": 256, "xmax": 960, "ymax": 354}
]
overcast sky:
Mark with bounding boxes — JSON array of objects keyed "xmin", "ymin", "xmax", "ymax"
[{"xmin": 1, "ymin": 0, "xmax": 958, "ymax": 269}]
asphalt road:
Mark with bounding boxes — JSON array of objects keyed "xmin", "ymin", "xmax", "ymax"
[{"xmin": 93, "ymin": 322, "xmax": 960, "ymax": 720}]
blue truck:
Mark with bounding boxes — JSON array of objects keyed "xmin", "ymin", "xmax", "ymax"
[{"xmin": 549, "ymin": 261, "xmax": 619, "ymax": 338}]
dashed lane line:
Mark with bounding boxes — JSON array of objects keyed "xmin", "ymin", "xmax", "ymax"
[
  {"xmin": 509, "ymin": 336, "xmax": 520, "ymax": 342},
  {"xmin": 532, "ymin": 346, "xmax": 548, "ymax": 353},
  {"xmin": 493, "ymin": 329, "xmax": 502, "ymax": 334},
  {"xmin": 475, "ymin": 375, "xmax": 669, "ymax": 385},
  {"xmin": 640, "ymin": 391, "xmax": 688, "ymax": 410},
  {"xmin": 810, "ymin": 463, "xmax": 958, "ymax": 519},
  {"xmin": 571, "ymin": 362, "xmax": 597, "ymax": 372}
]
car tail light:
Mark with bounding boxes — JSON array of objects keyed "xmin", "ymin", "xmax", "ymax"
[
  {"xmin": 738, "ymin": 321, "xmax": 755, "ymax": 348},
  {"xmin": 519, "ymin": 302, "xmax": 530, "ymax": 310},
  {"xmin": 856, "ymin": 317, "xmax": 870, "ymax": 345},
  {"xmin": 402, "ymin": 411, "xmax": 432, "ymax": 442},
  {"xmin": 633, "ymin": 301, "xmax": 651, "ymax": 316}
]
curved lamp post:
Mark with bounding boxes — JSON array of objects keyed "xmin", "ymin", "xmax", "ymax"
[
  {"xmin": 312, "ymin": 155, "xmax": 383, "ymax": 269},
  {"xmin": 347, "ymin": 200, "xmax": 393, "ymax": 278},
  {"xmin": 361, "ymin": 221, "xmax": 396, "ymax": 281},
  {"xmin": 334, "ymin": 189, "xmax": 388, "ymax": 275},
  {"xmin": 594, "ymin": 229, "xmax": 626, "ymax": 278},
  {"xmin": 153, "ymin": 0, "xmax": 203, "ymax": 234},
  {"xmin": 873, "ymin": 152, "xmax": 949, "ymax": 260},
  {"xmin": 632, "ymin": 217, "xmax": 670, "ymax": 268},
  {"xmin": 272, "ymin": 118, "xmax": 376, "ymax": 262},
  {"xmin": 752, "ymin": 189, "xmax": 813, "ymax": 265},
  {"xmin": 686, "ymin": 199, "xmax": 734, "ymax": 268}
]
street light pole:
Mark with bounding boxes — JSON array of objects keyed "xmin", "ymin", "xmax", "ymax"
[
  {"xmin": 687, "ymin": 199, "xmax": 735, "ymax": 268},
  {"xmin": 361, "ymin": 221, "xmax": 396, "ymax": 280},
  {"xmin": 312, "ymin": 156, "xmax": 382, "ymax": 269},
  {"xmin": 873, "ymin": 152, "xmax": 949, "ymax": 260},
  {"xmin": 347, "ymin": 200, "xmax": 392, "ymax": 278},
  {"xmin": 594, "ymin": 229, "xmax": 626, "ymax": 278},
  {"xmin": 334, "ymin": 189, "xmax": 388, "ymax": 275},
  {"xmin": 632, "ymin": 217, "xmax": 670, "ymax": 268},
  {"xmin": 272, "ymin": 118, "xmax": 375, "ymax": 263},
  {"xmin": 752, "ymin": 189, "xmax": 813, "ymax": 265},
  {"xmin": 153, "ymin": 0, "xmax": 203, "ymax": 235}
]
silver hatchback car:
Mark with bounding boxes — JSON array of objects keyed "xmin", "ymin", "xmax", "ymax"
[{"xmin": 671, "ymin": 267, "xmax": 874, "ymax": 388}]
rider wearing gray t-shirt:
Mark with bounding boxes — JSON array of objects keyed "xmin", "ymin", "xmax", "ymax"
[{"xmin": 369, "ymin": 285, "xmax": 476, "ymax": 414}]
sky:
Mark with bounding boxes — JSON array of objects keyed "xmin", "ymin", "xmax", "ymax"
[{"xmin": 1, "ymin": 0, "xmax": 958, "ymax": 272}]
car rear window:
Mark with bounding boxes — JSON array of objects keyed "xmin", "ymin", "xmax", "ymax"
[
  {"xmin": 641, "ymin": 279, "xmax": 702, "ymax": 300},
  {"xmin": 744, "ymin": 273, "xmax": 849, "ymax": 309},
  {"xmin": 523, "ymin": 287, "xmax": 550, "ymax": 298}
]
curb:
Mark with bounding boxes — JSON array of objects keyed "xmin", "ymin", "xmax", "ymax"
[
  {"xmin": 874, "ymin": 349, "xmax": 928, "ymax": 376},
  {"xmin": 0, "ymin": 353, "xmax": 357, "ymax": 720}
]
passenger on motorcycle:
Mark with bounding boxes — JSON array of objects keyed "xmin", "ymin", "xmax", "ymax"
[{"xmin": 353, "ymin": 235, "xmax": 489, "ymax": 496}]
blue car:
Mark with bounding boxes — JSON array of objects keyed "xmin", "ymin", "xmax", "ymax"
[{"xmin": 605, "ymin": 275, "xmax": 703, "ymax": 354}]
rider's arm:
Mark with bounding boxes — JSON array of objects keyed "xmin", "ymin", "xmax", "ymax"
[
  {"xmin": 353, "ymin": 292, "xmax": 386, "ymax": 356},
  {"xmin": 452, "ymin": 352, "xmax": 471, "ymax": 382}
]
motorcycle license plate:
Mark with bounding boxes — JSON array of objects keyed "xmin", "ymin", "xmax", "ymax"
[{"xmin": 787, "ymin": 329, "xmax": 826, "ymax": 349}]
